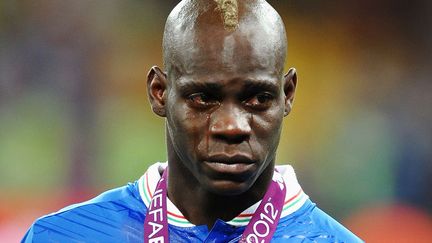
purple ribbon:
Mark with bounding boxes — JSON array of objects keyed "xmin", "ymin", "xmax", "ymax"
[
  {"xmin": 144, "ymin": 168, "xmax": 286, "ymax": 242},
  {"xmin": 239, "ymin": 171, "xmax": 286, "ymax": 243},
  {"xmin": 143, "ymin": 169, "xmax": 169, "ymax": 243}
]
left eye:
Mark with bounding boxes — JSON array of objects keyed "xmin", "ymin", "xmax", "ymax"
[{"xmin": 244, "ymin": 93, "xmax": 274, "ymax": 109}]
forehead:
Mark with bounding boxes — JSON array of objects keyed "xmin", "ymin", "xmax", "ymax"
[{"xmin": 166, "ymin": 14, "xmax": 286, "ymax": 80}]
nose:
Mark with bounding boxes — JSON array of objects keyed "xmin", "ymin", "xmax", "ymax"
[{"xmin": 209, "ymin": 104, "xmax": 251, "ymax": 144}]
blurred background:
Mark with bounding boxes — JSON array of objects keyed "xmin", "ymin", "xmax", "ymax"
[{"xmin": 1, "ymin": 0, "xmax": 431, "ymax": 242}]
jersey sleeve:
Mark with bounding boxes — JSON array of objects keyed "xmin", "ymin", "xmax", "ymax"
[
  {"xmin": 306, "ymin": 201, "xmax": 363, "ymax": 242},
  {"xmin": 274, "ymin": 199, "xmax": 363, "ymax": 242},
  {"xmin": 21, "ymin": 182, "xmax": 146, "ymax": 243}
]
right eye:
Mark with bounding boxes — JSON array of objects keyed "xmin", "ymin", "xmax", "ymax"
[{"xmin": 187, "ymin": 93, "xmax": 219, "ymax": 108}]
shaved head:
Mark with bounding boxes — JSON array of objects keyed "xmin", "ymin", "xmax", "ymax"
[
  {"xmin": 147, "ymin": 0, "xmax": 297, "ymax": 202},
  {"xmin": 162, "ymin": 0, "xmax": 287, "ymax": 81}
]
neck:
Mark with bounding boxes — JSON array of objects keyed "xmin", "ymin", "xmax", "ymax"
[{"xmin": 166, "ymin": 150, "xmax": 274, "ymax": 229}]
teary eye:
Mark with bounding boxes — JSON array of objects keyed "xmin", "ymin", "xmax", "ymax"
[
  {"xmin": 244, "ymin": 92, "xmax": 274, "ymax": 110},
  {"xmin": 187, "ymin": 93, "xmax": 219, "ymax": 108}
]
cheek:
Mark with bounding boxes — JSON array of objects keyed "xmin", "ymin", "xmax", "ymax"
[
  {"xmin": 167, "ymin": 102, "xmax": 208, "ymax": 152},
  {"xmin": 253, "ymin": 106, "xmax": 283, "ymax": 133},
  {"xmin": 250, "ymin": 110, "xmax": 283, "ymax": 163},
  {"xmin": 251, "ymin": 107, "xmax": 284, "ymax": 147}
]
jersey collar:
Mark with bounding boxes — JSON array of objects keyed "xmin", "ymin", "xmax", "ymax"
[{"xmin": 138, "ymin": 162, "xmax": 308, "ymax": 227}]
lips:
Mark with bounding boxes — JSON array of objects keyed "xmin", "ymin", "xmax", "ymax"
[
  {"xmin": 203, "ymin": 153, "xmax": 256, "ymax": 179},
  {"xmin": 207, "ymin": 153, "xmax": 254, "ymax": 164}
]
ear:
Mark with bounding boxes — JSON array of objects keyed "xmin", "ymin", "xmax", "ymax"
[
  {"xmin": 283, "ymin": 68, "xmax": 297, "ymax": 117},
  {"xmin": 147, "ymin": 66, "xmax": 168, "ymax": 117}
]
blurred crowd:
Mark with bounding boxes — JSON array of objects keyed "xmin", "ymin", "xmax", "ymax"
[{"xmin": 1, "ymin": 0, "xmax": 431, "ymax": 241}]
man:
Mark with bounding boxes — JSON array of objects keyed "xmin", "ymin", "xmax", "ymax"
[{"xmin": 23, "ymin": 0, "xmax": 362, "ymax": 242}]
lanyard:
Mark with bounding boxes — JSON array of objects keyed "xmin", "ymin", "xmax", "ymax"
[{"xmin": 144, "ymin": 168, "xmax": 286, "ymax": 243}]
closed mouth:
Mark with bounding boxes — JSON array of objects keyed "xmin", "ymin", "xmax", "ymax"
[
  {"xmin": 203, "ymin": 153, "xmax": 256, "ymax": 180},
  {"xmin": 206, "ymin": 153, "xmax": 254, "ymax": 165}
]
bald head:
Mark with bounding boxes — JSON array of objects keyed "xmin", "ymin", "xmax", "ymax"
[
  {"xmin": 162, "ymin": 0, "xmax": 287, "ymax": 81},
  {"xmin": 147, "ymin": 0, "xmax": 297, "ymax": 199}
]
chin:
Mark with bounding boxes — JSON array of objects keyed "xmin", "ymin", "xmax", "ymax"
[{"xmin": 205, "ymin": 179, "xmax": 254, "ymax": 196}]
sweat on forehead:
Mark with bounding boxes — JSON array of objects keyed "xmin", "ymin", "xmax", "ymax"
[{"xmin": 162, "ymin": 0, "xmax": 287, "ymax": 79}]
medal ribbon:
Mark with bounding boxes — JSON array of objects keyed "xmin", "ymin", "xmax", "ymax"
[
  {"xmin": 143, "ymin": 169, "xmax": 169, "ymax": 243},
  {"xmin": 144, "ymin": 168, "xmax": 286, "ymax": 243}
]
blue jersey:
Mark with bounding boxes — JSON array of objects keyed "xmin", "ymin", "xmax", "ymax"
[{"xmin": 23, "ymin": 163, "xmax": 362, "ymax": 242}]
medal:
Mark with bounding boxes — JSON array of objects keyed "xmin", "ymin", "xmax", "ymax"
[{"xmin": 144, "ymin": 168, "xmax": 286, "ymax": 242}]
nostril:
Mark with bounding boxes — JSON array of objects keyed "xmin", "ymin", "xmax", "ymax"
[
  {"xmin": 210, "ymin": 120, "xmax": 251, "ymax": 144},
  {"xmin": 213, "ymin": 133, "xmax": 249, "ymax": 144},
  {"xmin": 209, "ymin": 106, "xmax": 252, "ymax": 143}
]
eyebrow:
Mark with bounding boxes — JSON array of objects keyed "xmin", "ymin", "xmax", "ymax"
[
  {"xmin": 176, "ymin": 79, "xmax": 280, "ymax": 95},
  {"xmin": 176, "ymin": 81, "xmax": 223, "ymax": 94},
  {"xmin": 242, "ymin": 79, "xmax": 280, "ymax": 94}
]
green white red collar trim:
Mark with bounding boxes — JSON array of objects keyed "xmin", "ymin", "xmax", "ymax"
[{"xmin": 138, "ymin": 162, "xmax": 308, "ymax": 227}]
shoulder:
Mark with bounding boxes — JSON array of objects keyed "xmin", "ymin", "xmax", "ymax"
[
  {"xmin": 274, "ymin": 165, "xmax": 363, "ymax": 242},
  {"xmin": 22, "ymin": 182, "xmax": 146, "ymax": 243},
  {"xmin": 274, "ymin": 199, "xmax": 363, "ymax": 242}
]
